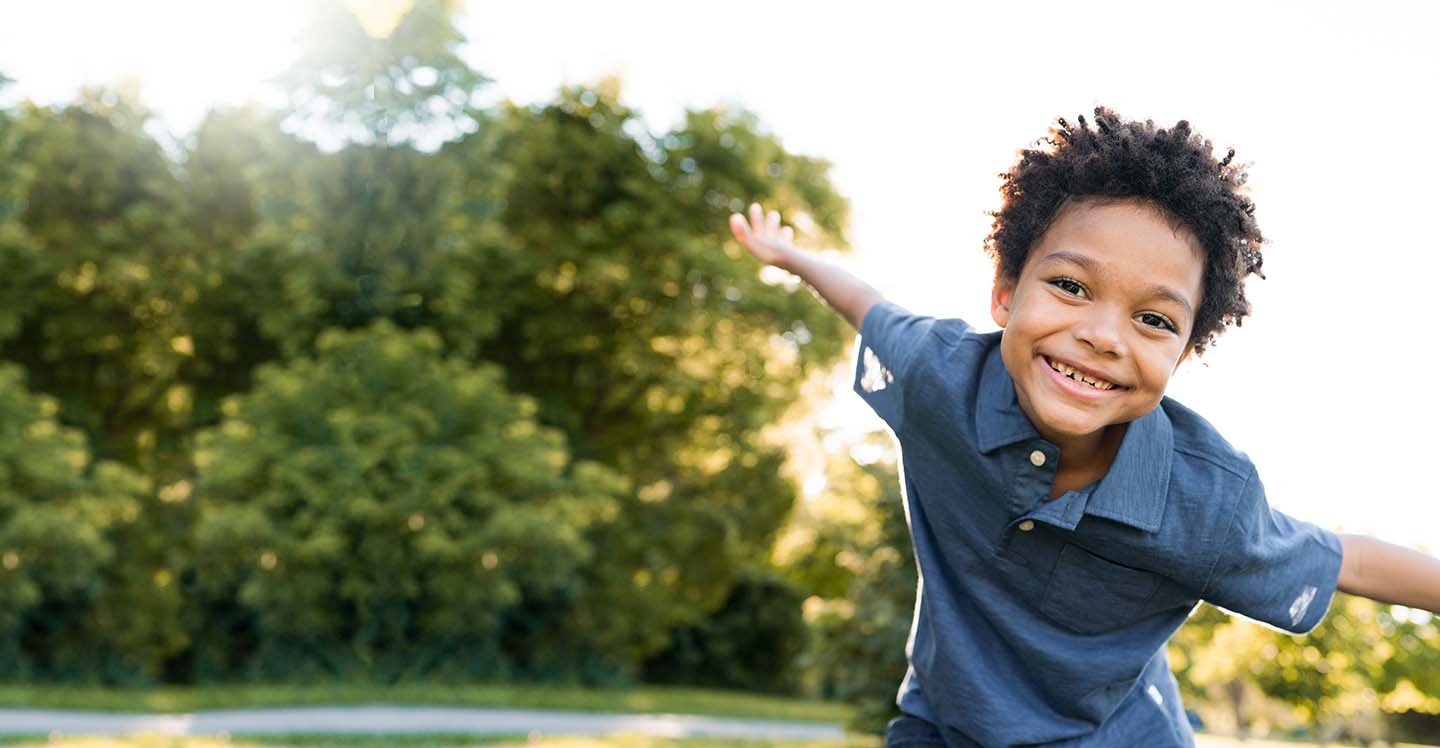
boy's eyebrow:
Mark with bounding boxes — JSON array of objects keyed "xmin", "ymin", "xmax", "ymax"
[{"xmin": 1037, "ymin": 250, "xmax": 1194, "ymax": 319}]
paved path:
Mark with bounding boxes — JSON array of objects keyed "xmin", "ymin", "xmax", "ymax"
[{"xmin": 0, "ymin": 705, "xmax": 846, "ymax": 740}]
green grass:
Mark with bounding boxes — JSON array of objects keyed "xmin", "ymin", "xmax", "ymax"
[{"xmin": 0, "ymin": 683, "xmax": 851, "ymax": 724}]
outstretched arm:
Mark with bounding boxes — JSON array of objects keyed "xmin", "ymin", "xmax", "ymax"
[
  {"xmin": 728, "ymin": 203, "xmax": 883, "ymax": 332},
  {"xmin": 1338, "ymin": 534, "xmax": 1440, "ymax": 613}
]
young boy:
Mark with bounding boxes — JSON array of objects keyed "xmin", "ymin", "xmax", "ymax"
[{"xmin": 728, "ymin": 107, "xmax": 1440, "ymax": 747}]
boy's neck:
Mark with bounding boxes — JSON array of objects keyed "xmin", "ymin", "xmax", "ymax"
[{"xmin": 1048, "ymin": 422, "xmax": 1128, "ymax": 499}]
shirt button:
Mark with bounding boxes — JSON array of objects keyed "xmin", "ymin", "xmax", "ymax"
[
  {"xmin": 1018, "ymin": 520, "xmax": 1036, "ymax": 532},
  {"xmin": 1029, "ymin": 450, "xmax": 1046, "ymax": 467}
]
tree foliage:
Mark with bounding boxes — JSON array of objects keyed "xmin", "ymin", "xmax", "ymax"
[
  {"xmin": 0, "ymin": 89, "xmax": 197, "ymax": 680},
  {"xmin": 0, "ymin": 1, "xmax": 852, "ymax": 685},
  {"xmin": 423, "ymin": 79, "xmax": 852, "ymax": 672},
  {"xmin": 0, "ymin": 364, "xmax": 151, "ymax": 680},
  {"xmin": 280, "ymin": 0, "xmax": 488, "ymax": 148},
  {"xmin": 1171, "ymin": 594, "xmax": 1440, "ymax": 740},
  {"xmin": 783, "ymin": 430, "xmax": 915, "ymax": 733},
  {"xmin": 189, "ymin": 321, "xmax": 626, "ymax": 681},
  {"xmin": 641, "ymin": 569, "xmax": 810, "ymax": 695}
]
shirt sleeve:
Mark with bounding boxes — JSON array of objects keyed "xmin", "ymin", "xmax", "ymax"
[
  {"xmin": 1200, "ymin": 463, "xmax": 1344, "ymax": 634},
  {"xmin": 851, "ymin": 301, "xmax": 939, "ymax": 433}
]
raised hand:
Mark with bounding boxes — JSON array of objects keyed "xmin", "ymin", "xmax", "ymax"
[
  {"xmin": 728, "ymin": 202, "xmax": 796, "ymax": 268},
  {"xmin": 726, "ymin": 200, "xmax": 880, "ymax": 331}
]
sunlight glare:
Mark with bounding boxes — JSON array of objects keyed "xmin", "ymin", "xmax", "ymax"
[
  {"xmin": 346, "ymin": 0, "xmax": 417, "ymax": 39},
  {"xmin": 0, "ymin": 1, "xmax": 304, "ymax": 134}
]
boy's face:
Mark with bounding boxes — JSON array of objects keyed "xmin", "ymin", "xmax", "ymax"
[{"xmin": 990, "ymin": 198, "xmax": 1204, "ymax": 446}]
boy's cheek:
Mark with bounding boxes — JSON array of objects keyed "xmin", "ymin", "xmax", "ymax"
[{"xmin": 1172, "ymin": 346, "xmax": 1195, "ymax": 373}]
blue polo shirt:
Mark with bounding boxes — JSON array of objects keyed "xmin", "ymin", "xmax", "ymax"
[{"xmin": 853, "ymin": 301, "xmax": 1345, "ymax": 747}]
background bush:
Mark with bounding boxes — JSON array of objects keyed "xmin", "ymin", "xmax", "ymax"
[{"xmin": 188, "ymin": 321, "xmax": 625, "ymax": 682}]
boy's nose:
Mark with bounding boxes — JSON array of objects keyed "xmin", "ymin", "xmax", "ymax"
[{"xmin": 1074, "ymin": 312, "xmax": 1126, "ymax": 358}]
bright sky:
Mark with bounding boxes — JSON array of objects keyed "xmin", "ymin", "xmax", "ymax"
[{"xmin": 3, "ymin": 1, "xmax": 1439, "ymax": 549}]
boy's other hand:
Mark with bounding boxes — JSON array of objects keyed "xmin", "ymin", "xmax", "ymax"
[{"xmin": 729, "ymin": 202, "xmax": 796, "ymax": 268}]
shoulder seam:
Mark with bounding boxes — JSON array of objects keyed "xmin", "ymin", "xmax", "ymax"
[
  {"xmin": 929, "ymin": 317, "xmax": 973, "ymax": 344},
  {"xmin": 1171, "ymin": 444, "xmax": 1248, "ymax": 479},
  {"xmin": 911, "ymin": 319, "xmax": 977, "ymax": 370}
]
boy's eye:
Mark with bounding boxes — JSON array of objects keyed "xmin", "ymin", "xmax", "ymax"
[
  {"xmin": 1137, "ymin": 312, "xmax": 1177, "ymax": 332},
  {"xmin": 1049, "ymin": 278, "xmax": 1086, "ymax": 297}
]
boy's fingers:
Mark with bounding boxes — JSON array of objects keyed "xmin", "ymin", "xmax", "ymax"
[
  {"xmin": 781, "ymin": 226, "xmax": 794, "ymax": 242},
  {"xmin": 750, "ymin": 203, "xmax": 764, "ymax": 233},
  {"xmin": 767, "ymin": 210, "xmax": 780, "ymax": 235},
  {"xmin": 729, "ymin": 213, "xmax": 751, "ymax": 243}
]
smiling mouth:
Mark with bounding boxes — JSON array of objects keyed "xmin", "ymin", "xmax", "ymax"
[{"xmin": 1043, "ymin": 356, "xmax": 1122, "ymax": 391}]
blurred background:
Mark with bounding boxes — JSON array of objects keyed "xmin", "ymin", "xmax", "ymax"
[{"xmin": 0, "ymin": 0, "xmax": 1437, "ymax": 742}]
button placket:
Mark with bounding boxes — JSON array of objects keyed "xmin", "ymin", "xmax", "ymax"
[{"xmin": 1006, "ymin": 441, "xmax": 1058, "ymax": 540}]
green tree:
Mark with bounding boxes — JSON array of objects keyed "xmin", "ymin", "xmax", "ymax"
[
  {"xmin": 280, "ymin": 0, "xmax": 488, "ymax": 149},
  {"xmin": 190, "ymin": 320, "xmax": 626, "ymax": 680},
  {"xmin": 0, "ymin": 89, "xmax": 196, "ymax": 680},
  {"xmin": 174, "ymin": 104, "xmax": 295, "ymax": 430},
  {"xmin": 0, "ymin": 72, "xmax": 37, "ymax": 344},
  {"xmin": 1, "ymin": 89, "xmax": 195, "ymax": 473},
  {"xmin": 171, "ymin": 0, "xmax": 504, "ymax": 677},
  {"xmin": 171, "ymin": 0, "xmax": 854, "ymax": 679},
  {"xmin": 1375, "ymin": 600, "xmax": 1440, "ymax": 723},
  {"xmin": 423, "ymin": 78, "xmax": 853, "ymax": 676},
  {"xmin": 1170, "ymin": 592, "xmax": 1440, "ymax": 741},
  {"xmin": 641, "ymin": 568, "xmax": 810, "ymax": 694},
  {"xmin": 180, "ymin": 0, "xmax": 497, "ymax": 367},
  {"xmin": 0, "ymin": 363, "xmax": 151, "ymax": 679},
  {"xmin": 782, "ymin": 428, "xmax": 914, "ymax": 734},
  {"xmin": 176, "ymin": 0, "xmax": 499, "ymax": 371},
  {"xmin": 0, "ymin": 0, "xmax": 862, "ymax": 687}
]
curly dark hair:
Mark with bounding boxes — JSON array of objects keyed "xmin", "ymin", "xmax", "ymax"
[{"xmin": 984, "ymin": 107, "xmax": 1264, "ymax": 355}]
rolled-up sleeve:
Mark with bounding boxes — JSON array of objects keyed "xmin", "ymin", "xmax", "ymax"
[
  {"xmin": 852, "ymin": 301, "xmax": 940, "ymax": 433},
  {"xmin": 1200, "ymin": 464, "xmax": 1344, "ymax": 634}
]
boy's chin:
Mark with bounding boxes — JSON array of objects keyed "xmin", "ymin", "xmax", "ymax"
[
  {"xmin": 1031, "ymin": 397, "xmax": 1161, "ymax": 444},
  {"xmin": 1040, "ymin": 419, "xmax": 1110, "ymax": 443},
  {"xmin": 1029, "ymin": 403, "xmax": 1118, "ymax": 443}
]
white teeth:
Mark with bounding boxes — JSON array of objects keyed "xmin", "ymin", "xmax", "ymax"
[{"xmin": 1047, "ymin": 357, "xmax": 1116, "ymax": 390}]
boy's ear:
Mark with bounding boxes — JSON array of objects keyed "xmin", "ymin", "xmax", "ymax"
[{"xmin": 991, "ymin": 276, "xmax": 1015, "ymax": 328}]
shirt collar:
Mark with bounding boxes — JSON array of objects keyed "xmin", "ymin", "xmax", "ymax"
[
  {"xmin": 976, "ymin": 344, "xmax": 1038, "ymax": 453},
  {"xmin": 975, "ymin": 342, "xmax": 1174, "ymax": 533},
  {"xmin": 1086, "ymin": 403, "xmax": 1173, "ymax": 533}
]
